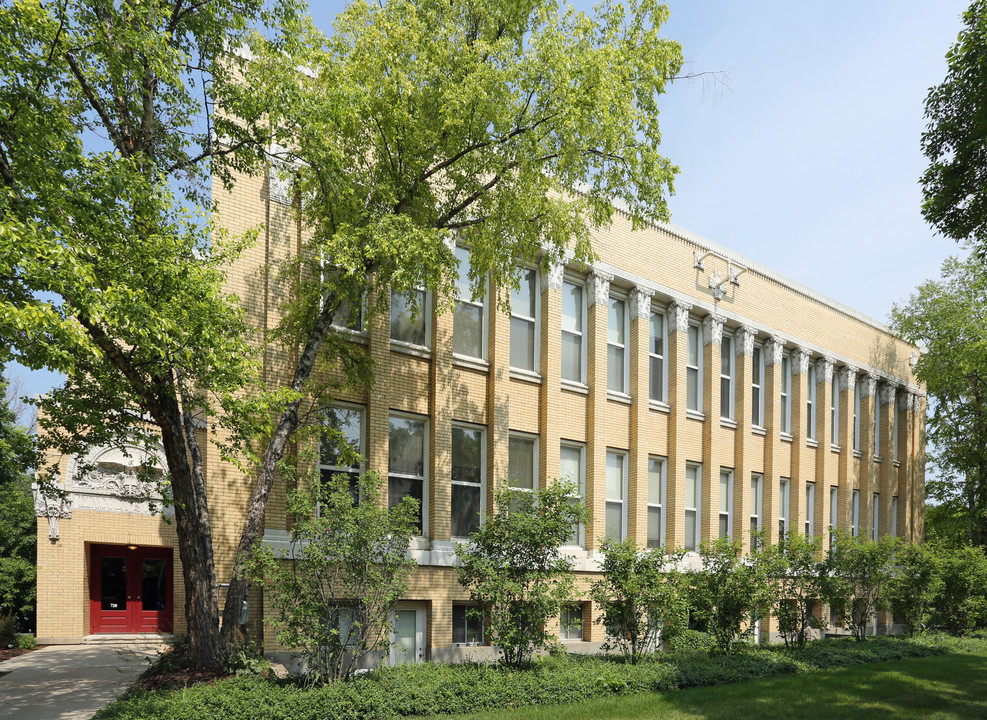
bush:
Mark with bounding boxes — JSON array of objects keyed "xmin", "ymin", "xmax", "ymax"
[
  {"xmin": 932, "ymin": 544, "xmax": 987, "ymax": 634},
  {"xmin": 666, "ymin": 629, "xmax": 714, "ymax": 655},
  {"xmin": 16, "ymin": 633, "xmax": 36, "ymax": 650},
  {"xmin": 0, "ymin": 614, "xmax": 16, "ymax": 648}
]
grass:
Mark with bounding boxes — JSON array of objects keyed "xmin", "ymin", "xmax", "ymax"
[{"xmin": 416, "ymin": 649, "xmax": 987, "ymax": 720}]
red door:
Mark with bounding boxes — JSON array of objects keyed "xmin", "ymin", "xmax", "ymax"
[{"xmin": 90, "ymin": 544, "xmax": 173, "ymax": 634}]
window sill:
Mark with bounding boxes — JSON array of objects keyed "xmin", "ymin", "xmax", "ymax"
[
  {"xmin": 752, "ymin": 426, "xmax": 767, "ymax": 437},
  {"xmin": 649, "ymin": 400, "xmax": 671, "ymax": 414},
  {"xmin": 607, "ymin": 391, "xmax": 632, "ymax": 405},
  {"xmin": 452, "ymin": 643, "xmax": 485, "ymax": 648},
  {"xmin": 831, "ymin": 444, "xmax": 842, "ymax": 454},
  {"xmin": 853, "ymin": 450, "xmax": 863, "ymax": 459},
  {"xmin": 807, "ymin": 439, "xmax": 819, "ymax": 449},
  {"xmin": 720, "ymin": 418, "xmax": 738, "ymax": 430},
  {"xmin": 781, "ymin": 432, "xmax": 794, "ymax": 443},
  {"xmin": 685, "ymin": 409, "xmax": 706, "ymax": 422},
  {"xmin": 561, "ymin": 379, "xmax": 590, "ymax": 395},
  {"xmin": 874, "ymin": 456, "xmax": 883, "ymax": 464},
  {"xmin": 453, "ymin": 354, "xmax": 490, "ymax": 373},
  {"xmin": 391, "ymin": 341, "xmax": 432, "ymax": 360},
  {"xmin": 510, "ymin": 368, "xmax": 542, "ymax": 384},
  {"xmin": 893, "ymin": 460, "xmax": 901, "ymax": 468},
  {"xmin": 330, "ymin": 326, "xmax": 369, "ymax": 344}
]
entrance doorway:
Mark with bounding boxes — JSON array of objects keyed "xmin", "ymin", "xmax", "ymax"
[
  {"xmin": 389, "ymin": 603, "xmax": 425, "ymax": 666},
  {"xmin": 90, "ymin": 544, "xmax": 173, "ymax": 635}
]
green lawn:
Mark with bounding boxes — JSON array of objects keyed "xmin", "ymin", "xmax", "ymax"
[{"xmin": 418, "ymin": 650, "xmax": 987, "ymax": 720}]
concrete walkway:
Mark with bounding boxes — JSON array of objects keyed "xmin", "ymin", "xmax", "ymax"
[{"xmin": 0, "ymin": 642, "xmax": 165, "ymax": 720}]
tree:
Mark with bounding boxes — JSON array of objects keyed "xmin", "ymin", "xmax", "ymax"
[
  {"xmin": 824, "ymin": 531, "xmax": 899, "ymax": 641},
  {"xmin": 251, "ymin": 470, "xmax": 418, "ymax": 681},
  {"xmin": 456, "ymin": 482, "xmax": 586, "ymax": 668},
  {"xmin": 590, "ymin": 538, "xmax": 686, "ymax": 663},
  {"xmin": 922, "ymin": 0, "xmax": 987, "ymax": 251},
  {"xmin": 932, "ymin": 543, "xmax": 987, "ymax": 634},
  {"xmin": 0, "ymin": 371, "xmax": 35, "ymax": 632},
  {"xmin": 764, "ymin": 532, "xmax": 829, "ymax": 650},
  {"xmin": 0, "ymin": 0, "xmax": 300, "ymax": 667},
  {"xmin": 885, "ymin": 541, "xmax": 940, "ymax": 636},
  {"xmin": 891, "ymin": 255, "xmax": 987, "ymax": 549}
]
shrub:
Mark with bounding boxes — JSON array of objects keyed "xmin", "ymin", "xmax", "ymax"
[
  {"xmin": 0, "ymin": 614, "xmax": 16, "ymax": 648},
  {"xmin": 16, "ymin": 633, "xmax": 36, "ymax": 650},
  {"xmin": 932, "ymin": 543, "xmax": 987, "ymax": 634},
  {"xmin": 823, "ymin": 531, "xmax": 899, "ymax": 640},
  {"xmin": 764, "ymin": 532, "xmax": 829, "ymax": 650},
  {"xmin": 886, "ymin": 542, "xmax": 940, "ymax": 635},
  {"xmin": 667, "ymin": 628, "xmax": 714, "ymax": 654}
]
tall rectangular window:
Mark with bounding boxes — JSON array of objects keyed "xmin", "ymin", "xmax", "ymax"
[
  {"xmin": 649, "ymin": 311, "xmax": 666, "ymax": 403},
  {"xmin": 647, "ymin": 457, "xmax": 666, "ymax": 549},
  {"xmin": 805, "ymin": 482, "xmax": 815, "ymax": 536},
  {"xmin": 390, "ymin": 288, "xmax": 429, "ymax": 347},
  {"xmin": 752, "ymin": 344, "xmax": 765, "ymax": 427},
  {"xmin": 830, "ymin": 486, "xmax": 839, "ymax": 547},
  {"xmin": 605, "ymin": 451, "xmax": 627, "ymax": 543},
  {"xmin": 779, "ymin": 478, "xmax": 790, "ymax": 542},
  {"xmin": 607, "ymin": 296, "xmax": 629, "ymax": 394},
  {"xmin": 872, "ymin": 493, "xmax": 880, "ymax": 540},
  {"xmin": 853, "ymin": 382, "xmax": 861, "ymax": 452},
  {"xmin": 719, "ymin": 469, "xmax": 733, "ymax": 539},
  {"xmin": 873, "ymin": 387, "xmax": 881, "ymax": 456},
  {"xmin": 891, "ymin": 496, "xmax": 899, "ymax": 538},
  {"xmin": 561, "ymin": 280, "xmax": 585, "ymax": 384},
  {"xmin": 320, "ymin": 404, "xmax": 365, "ymax": 507},
  {"xmin": 685, "ymin": 464, "xmax": 701, "ymax": 551},
  {"xmin": 453, "ymin": 246, "xmax": 486, "ymax": 360},
  {"xmin": 852, "ymin": 490, "xmax": 860, "ymax": 537},
  {"xmin": 780, "ymin": 354, "xmax": 792, "ymax": 433},
  {"xmin": 451, "ymin": 424, "xmax": 485, "ymax": 538},
  {"xmin": 560, "ymin": 443, "xmax": 585, "ymax": 547},
  {"xmin": 750, "ymin": 473, "xmax": 763, "ymax": 544},
  {"xmin": 806, "ymin": 364, "xmax": 817, "ymax": 440},
  {"xmin": 510, "ymin": 268, "xmax": 539, "ymax": 373},
  {"xmin": 686, "ymin": 323, "xmax": 702, "ymax": 412},
  {"xmin": 388, "ymin": 414, "xmax": 427, "ymax": 535},
  {"xmin": 560, "ymin": 605, "xmax": 584, "ymax": 642},
  {"xmin": 893, "ymin": 394, "xmax": 901, "ymax": 461},
  {"xmin": 508, "ymin": 434, "xmax": 537, "ymax": 491},
  {"xmin": 720, "ymin": 335, "xmax": 734, "ymax": 420},
  {"xmin": 452, "ymin": 604, "xmax": 483, "ymax": 645},
  {"xmin": 831, "ymin": 374, "xmax": 840, "ymax": 445}
]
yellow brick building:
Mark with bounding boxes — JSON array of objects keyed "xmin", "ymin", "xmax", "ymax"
[{"xmin": 34, "ymin": 167, "xmax": 925, "ymax": 660}]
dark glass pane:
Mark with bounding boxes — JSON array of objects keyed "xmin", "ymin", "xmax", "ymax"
[
  {"xmin": 389, "ymin": 417, "xmax": 425, "ymax": 476},
  {"xmin": 321, "ymin": 469, "xmax": 360, "ymax": 506},
  {"xmin": 721, "ymin": 376, "xmax": 731, "ymax": 418},
  {"xmin": 510, "ymin": 316, "xmax": 535, "ymax": 371},
  {"xmin": 390, "ymin": 289, "xmax": 427, "ymax": 345},
  {"xmin": 511, "ymin": 269, "xmax": 536, "ymax": 319},
  {"xmin": 320, "ymin": 407, "xmax": 362, "ymax": 467},
  {"xmin": 142, "ymin": 559, "xmax": 167, "ymax": 612},
  {"xmin": 389, "ymin": 476, "xmax": 423, "ymax": 533},
  {"xmin": 650, "ymin": 356, "xmax": 663, "ymax": 402},
  {"xmin": 719, "ymin": 515, "xmax": 729, "ymax": 539},
  {"xmin": 452, "ymin": 604, "xmax": 466, "ymax": 644},
  {"xmin": 453, "ymin": 300, "xmax": 483, "ymax": 358},
  {"xmin": 101, "ymin": 556, "xmax": 127, "ymax": 611},
  {"xmin": 647, "ymin": 506, "xmax": 662, "ymax": 548},
  {"xmin": 451, "ymin": 484, "xmax": 481, "ymax": 538},
  {"xmin": 451, "ymin": 427, "xmax": 482, "ymax": 484}
]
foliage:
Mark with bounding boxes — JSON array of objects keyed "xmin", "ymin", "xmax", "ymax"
[
  {"xmin": 687, "ymin": 538, "xmax": 773, "ymax": 655},
  {"xmin": 891, "ymin": 255, "xmax": 987, "ymax": 548},
  {"xmin": 824, "ymin": 531, "xmax": 899, "ymax": 641},
  {"xmin": 92, "ymin": 636, "xmax": 959, "ymax": 720},
  {"xmin": 666, "ymin": 629, "xmax": 715, "ymax": 655},
  {"xmin": 931, "ymin": 543, "xmax": 987, "ymax": 635},
  {"xmin": 15, "ymin": 632, "xmax": 35, "ymax": 650},
  {"xmin": 922, "ymin": 0, "xmax": 987, "ymax": 251},
  {"xmin": 590, "ymin": 538, "xmax": 686, "ymax": 663},
  {"xmin": 886, "ymin": 542, "xmax": 941, "ymax": 636},
  {"xmin": 251, "ymin": 470, "xmax": 418, "ymax": 681},
  {"xmin": 0, "ymin": 613, "xmax": 15, "ymax": 648},
  {"xmin": 764, "ymin": 532, "xmax": 829, "ymax": 650},
  {"xmin": 925, "ymin": 500, "xmax": 973, "ymax": 547},
  {"xmin": 224, "ymin": 641, "xmax": 271, "ymax": 678},
  {"xmin": 456, "ymin": 482, "xmax": 586, "ymax": 668}
]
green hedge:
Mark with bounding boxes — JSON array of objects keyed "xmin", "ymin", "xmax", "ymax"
[{"xmin": 94, "ymin": 635, "xmax": 963, "ymax": 720}]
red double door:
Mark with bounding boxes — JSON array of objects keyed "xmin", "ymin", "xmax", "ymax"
[{"xmin": 90, "ymin": 544, "xmax": 173, "ymax": 635}]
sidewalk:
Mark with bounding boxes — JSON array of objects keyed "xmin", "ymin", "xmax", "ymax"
[{"xmin": 0, "ymin": 642, "xmax": 164, "ymax": 720}]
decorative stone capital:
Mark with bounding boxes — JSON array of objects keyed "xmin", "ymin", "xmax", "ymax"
[
  {"xmin": 588, "ymin": 270, "xmax": 613, "ymax": 307},
  {"xmin": 702, "ymin": 315, "xmax": 724, "ymax": 346},
  {"xmin": 912, "ymin": 393, "xmax": 925, "ymax": 413},
  {"xmin": 631, "ymin": 286, "xmax": 654, "ymax": 321},
  {"xmin": 792, "ymin": 348, "xmax": 811, "ymax": 376},
  {"xmin": 734, "ymin": 326, "xmax": 755, "ymax": 357},
  {"xmin": 33, "ymin": 487, "xmax": 72, "ymax": 540},
  {"xmin": 860, "ymin": 374, "xmax": 877, "ymax": 398},
  {"xmin": 542, "ymin": 259, "xmax": 566, "ymax": 292},
  {"xmin": 669, "ymin": 301, "xmax": 692, "ymax": 333},
  {"xmin": 839, "ymin": 366, "xmax": 858, "ymax": 392},
  {"xmin": 880, "ymin": 383, "xmax": 899, "ymax": 405},
  {"xmin": 765, "ymin": 337, "xmax": 785, "ymax": 366},
  {"xmin": 816, "ymin": 357, "xmax": 834, "ymax": 384}
]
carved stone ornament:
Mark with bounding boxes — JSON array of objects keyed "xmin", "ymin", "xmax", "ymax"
[
  {"xmin": 702, "ymin": 314, "xmax": 724, "ymax": 346},
  {"xmin": 542, "ymin": 259, "xmax": 566, "ymax": 292},
  {"xmin": 765, "ymin": 337, "xmax": 785, "ymax": 366},
  {"xmin": 913, "ymin": 393, "xmax": 925, "ymax": 413},
  {"xmin": 839, "ymin": 366, "xmax": 858, "ymax": 392},
  {"xmin": 860, "ymin": 374, "xmax": 877, "ymax": 398},
  {"xmin": 880, "ymin": 383, "xmax": 899, "ymax": 406},
  {"xmin": 817, "ymin": 357, "xmax": 835, "ymax": 384},
  {"xmin": 62, "ymin": 443, "xmax": 173, "ymax": 517},
  {"xmin": 792, "ymin": 348, "xmax": 811, "ymax": 376},
  {"xmin": 589, "ymin": 270, "xmax": 613, "ymax": 307},
  {"xmin": 631, "ymin": 286, "xmax": 654, "ymax": 321},
  {"xmin": 734, "ymin": 326, "xmax": 755, "ymax": 357},
  {"xmin": 669, "ymin": 301, "xmax": 692, "ymax": 333},
  {"xmin": 33, "ymin": 486, "xmax": 72, "ymax": 540}
]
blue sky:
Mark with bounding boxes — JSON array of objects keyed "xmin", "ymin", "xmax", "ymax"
[{"xmin": 7, "ymin": 0, "xmax": 972, "ymax": 410}]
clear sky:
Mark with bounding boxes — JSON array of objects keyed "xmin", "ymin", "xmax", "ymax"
[{"xmin": 6, "ymin": 0, "xmax": 972, "ymax": 414}]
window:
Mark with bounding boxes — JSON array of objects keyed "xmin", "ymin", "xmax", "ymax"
[
  {"xmin": 851, "ymin": 490, "xmax": 860, "ymax": 537},
  {"xmin": 872, "ymin": 493, "xmax": 880, "ymax": 540},
  {"xmin": 806, "ymin": 364, "xmax": 816, "ymax": 440},
  {"xmin": 452, "ymin": 604, "xmax": 483, "ymax": 645},
  {"xmin": 647, "ymin": 457, "xmax": 667, "ymax": 549},
  {"xmin": 719, "ymin": 469, "xmax": 733, "ymax": 539},
  {"xmin": 752, "ymin": 344, "xmax": 765, "ymax": 427},
  {"xmin": 829, "ymin": 486, "xmax": 839, "ymax": 547},
  {"xmin": 831, "ymin": 373, "xmax": 840, "ymax": 445},
  {"xmin": 720, "ymin": 334, "xmax": 734, "ymax": 420},
  {"xmin": 333, "ymin": 606, "xmax": 360, "ymax": 647},
  {"xmin": 391, "ymin": 288, "xmax": 429, "ymax": 347},
  {"xmin": 750, "ymin": 473, "xmax": 763, "ymax": 544},
  {"xmin": 805, "ymin": 482, "xmax": 815, "ymax": 536},
  {"xmin": 322, "ymin": 266, "xmax": 365, "ymax": 333},
  {"xmin": 508, "ymin": 434, "xmax": 538, "ymax": 491},
  {"xmin": 561, "ymin": 279, "xmax": 586, "ymax": 384},
  {"xmin": 453, "ymin": 246, "xmax": 486, "ymax": 360},
  {"xmin": 560, "ymin": 604, "xmax": 584, "ymax": 641},
  {"xmin": 451, "ymin": 424, "xmax": 485, "ymax": 538},
  {"xmin": 510, "ymin": 268, "xmax": 539, "ymax": 373},
  {"xmin": 686, "ymin": 322, "xmax": 702, "ymax": 412},
  {"xmin": 388, "ymin": 414, "xmax": 427, "ymax": 535},
  {"xmin": 560, "ymin": 443, "xmax": 585, "ymax": 547},
  {"xmin": 320, "ymin": 404, "xmax": 365, "ymax": 507},
  {"xmin": 853, "ymin": 381, "xmax": 861, "ymax": 452},
  {"xmin": 607, "ymin": 295, "xmax": 629, "ymax": 394},
  {"xmin": 605, "ymin": 451, "xmax": 627, "ymax": 543},
  {"xmin": 873, "ymin": 386, "xmax": 881, "ymax": 456},
  {"xmin": 893, "ymin": 394, "xmax": 901, "ymax": 461},
  {"xmin": 891, "ymin": 496, "xmax": 899, "ymax": 538},
  {"xmin": 649, "ymin": 311, "xmax": 666, "ymax": 403},
  {"xmin": 780, "ymin": 354, "xmax": 792, "ymax": 434},
  {"xmin": 779, "ymin": 478, "xmax": 790, "ymax": 542},
  {"xmin": 685, "ymin": 464, "xmax": 702, "ymax": 551}
]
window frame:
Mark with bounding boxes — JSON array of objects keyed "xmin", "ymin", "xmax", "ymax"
[
  {"xmin": 451, "ymin": 422, "xmax": 487, "ymax": 539},
  {"xmin": 806, "ymin": 364, "xmax": 817, "ymax": 440},
  {"xmin": 390, "ymin": 287, "xmax": 432, "ymax": 350},
  {"xmin": 452, "ymin": 245, "xmax": 488, "ymax": 361},
  {"xmin": 607, "ymin": 292, "xmax": 630, "ymax": 395},
  {"xmin": 560, "ymin": 442, "xmax": 586, "ymax": 548},
  {"xmin": 507, "ymin": 432, "xmax": 539, "ymax": 493},
  {"xmin": 893, "ymin": 393, "xmax": 901, "ymax": 461},
  {"xmin": 561, "ymin": 277, "xmax": 588, "ymax": 386},
  {"xmin": 685, "ymin": 463, "xmax": 702, "ymax": 551},
  {"xmin": 649, "ymin": 309, "xmax": 667, "ymax": 404},
  {"xmin": 752, "ymin": 343, "xmax": 765, "ymax": 427},
  {"xmin": 805, "ymin": 482, "xmax": 815, "ymax": 536},
  {"xmin": 831, "ymin": 372, "xmax": 840, "ymax": 447},
  {"xmin": 452, "ymin": 603, "xmax": 484, "ymax": 646},
  {"xmin": 560, "ymin": 604, "xmax": 585, "ymax": 642},
  {"xmin": 853, "ymin": 381, "xmax": 861, "ymax": 452},
  {"xmin": 873, "ymin": 386, "xmax": 881, "ymax": 457},
  {"xmin": 686, "ymin": 321, "xmax": 703, "ymax": 413},
  {"xmin": 851, "ymin": 489, "xmax": 860, "ymax": 537},
  {"xmin": 830, "ymin": 486, "xmax": 839, "ymax": 547},
  {"xmin": 750, "ymin": 472, "xmax": 763, "ymax": 545},
  {"xmin": 779, "ymin": 477, "xmax": 791, "ymax": 541},
  {"xmin": 318, "ymin": 403, "xmax": 366, "ymax": 512},
  {"xmin": 647, "ymin": 456, "xmax": 667, "ymax": 549},
  {"xmin": 605, "ymin": 449, "xmax": 628, "ymax": 543},
  {"xmin": 510, "ymin": 266, "xmax": 540, "ymax": 375},
  {"xmin": 388, "ymin": 412, "xmax": 429, "ymax": 537},
  {"xmin": 720, "ymin": 333, "xmax": 735, "ymax": 420},
  {"xmin": 891, "ymin": 496, "xmax": 899, "ymax": 538},
  {"xmin": 780, "ymin": 353, "xmax": 792, "ymax": 434},
  {"xmin": 872, "ymin": 492, "xmax": 880, "ymax": 541},
  {"xmin": 719, "ymin": 468, "xmax": 734, "ymax": 539}
]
